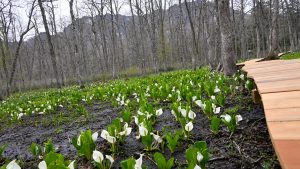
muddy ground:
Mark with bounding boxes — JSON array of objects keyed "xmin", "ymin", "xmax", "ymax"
[{"xmin": 0, "ymin": 93, "xmax": 280, "ymax": 169}]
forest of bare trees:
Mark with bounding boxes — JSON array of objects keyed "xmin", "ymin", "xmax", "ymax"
[{"xmin": 0, "ymin": 0, "xmax": 300, "ymax": 99}]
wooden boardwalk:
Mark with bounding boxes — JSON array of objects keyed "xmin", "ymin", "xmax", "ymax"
[{"xmin": 241, "ymin": 59, "xmax": 300, "ymax": 169}]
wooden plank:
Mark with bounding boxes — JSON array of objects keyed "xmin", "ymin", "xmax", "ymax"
[
  {"xmin": 243, "ymin": 58, "xmax": 300, "ymax": 69},
  {"xmin": 243, "ymin": 59, "xmax": 299, "ymax": 71},
  {"xmin": 273, "ymin": 140, "xmax": 300, "ymax": 169},
  {"xmin": 249, "ymin": 67, "xmax": 300, "ymax": 77},
  {"xmin": 254, "ymin": 73, "xmax": 300, "ymax": 83},
  {"xmin": 242, "ymin": 59, "xmax": 300, "ymax": 169},
  {"xmin": 244, "ymin": 60, "xmax": 300, "ymax": 70},
  {"xmin": 244, "ymin": 64, "xmax": 300, "ymax": 77},
  {"xmin": 261, "ymin": 91, "xmax": 300, "ymax": 109},
  {"xmin": 265, "ymin": 108, "xmax": 300, "ymax": 122},
  {"xmin": 257, "ymin": 79, "xmax": 300, "ymax": 94},
  {"xmin": 243, "ymin": 61, "xmax": 300, "ymax": 71},
  {"xmin": 246, "ymin": 65, "xmax": 300, "ymax": 78},
  {"xmin": 237, "ymin": 58, "xmax": 263, "ymax": 66},
  {"xmin": 268, "ymin": 121, "xmax": 300, "ymax": 140}
]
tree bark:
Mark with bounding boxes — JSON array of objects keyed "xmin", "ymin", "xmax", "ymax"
[
  {"xmin": 9, "ymin": 0, "xmax": 36, "ymax": 91},
  {"xmin": 268, "ymin": 0, "xmax": 279, "ymax": 55},
  {"xmin": 217, "ymin": 0, "xmax": 237, "ymax": 75},
  {"xmin": 69, "ymin": 0, "xmax": 84, "ymax": 88},
  {"xmin": 184, "ymin": 0, "xmax": 198, "ymax": 68},
  {"xmin": 38, "ymin": 0, "xmax": 61, "ymax": 88}
]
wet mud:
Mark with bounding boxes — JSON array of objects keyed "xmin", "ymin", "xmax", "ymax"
[{"xmin": 0, "ymin": 94, "xmax": 280, "ymax": 169}]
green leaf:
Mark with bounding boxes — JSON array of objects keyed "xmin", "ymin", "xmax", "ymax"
[
  {"xmin": 154, "ymin": 152, "xmax": 166, "ymax": 169},
  {"xmin": 216, "ymin": 94, "xmax": 225, "ymax": 107},
  {"xmin": 44, "ymin": 139, "xmax": 55, "ymax": 154},
  {"xmin": 154, "ymin": 152, "xmax": 174, "ymax": 169},
  {"xmin": 30, "ymin": 143, "xmax": 42, "ymax": 158},
  {"xmin": 166, "ymin": 157, "xmax": 174, "ymax": 169},
  {"xmin": 185, "ymin": 147, "xmax": 198, "ymax": 165},
  {"xmin": 210, "ymin": 116, "xmax": 221, "ymax": 134},
  {"xmin": 245, "ymin": 79, "xmax": 254, "ymax": 91},
  {"xmin": 165, "ymin": 131, "xmax": 180, "ymax": 153},
  {"xmin": 122, "ymin": 110, "xmax": 132, "ymax": 123},
  {"xmin": 45, "ymin": 152, "xmax": 68, "ymax": 169},
  {"xmin": 204, "ymin": 100, "xmax": 213, "ymax": 117},
  {"xmin": 194, "ymin": 141, "xmax": 210, "ymax": 168},
  {"xmin": 72, "ymin": 130, "xmax": 95, "ymax": 160},
  {"xmin": 0, "ymin": 145, "xmax": 6, "ymax": 157},
  {"xmin": 71, "ymin": 136, "xmax": 79, "ymax": 149},
  {"xmin": 141, "ymin": 134, "xmax": 153, "ymax": 150},
  {"xmin": 121, "ymin": 157, "xmax": 136, "ymax": 169},
  {"xmin": 186, "ymin": 141, "xmax": 210, "ymax": 169}
]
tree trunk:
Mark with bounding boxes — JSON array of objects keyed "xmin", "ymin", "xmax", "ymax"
[
  {"xmin": 9, "ymin": 0, "xmax": 36, "ymax": 92},
  {"xmin": 184, "ymin": 0, "xmax": 198, "ymax": 68},
  {"xmin": 240, "ymin": 0, "xmax": 247, "ymax": 58},
  {"xmin": 268, "ymin": 0, "xmax": 279, "ymax": 55},
  {"xmin": 69, "ymin": 0, "xmax": 84, "ymax": 88},
  {"xmin": 38, "ymin": 0, "xmax": 61, "ymax": 88},
  {"xmin": 253, "ymin": 0, "xmax": 261, "ymax": 58},
  {"xmin": 218, "ymin": 0, "xmax": 237, "ymax": 75},
  {"xmin": 109, "ymin": 0, "xmax": 116, "ymax": 78}
]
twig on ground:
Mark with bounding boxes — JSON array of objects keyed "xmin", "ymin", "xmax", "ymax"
[
  {"xmin": 209, "ymin": 156, "xmax": 227, "ymax": 162},
  {"xmin": 144, "ymin": 154, "xmax": 157, "ymax": 165},
  {"xmin": 229, "ymin": 132, "xmax": 234, "ymax": 139},
  {"xmin": 250, "ymin": 117, "xmax": 265, "ymax": 128},
  {"xmin": 233, "ymin": 141, "xmax": 241, "ymax": 154}
]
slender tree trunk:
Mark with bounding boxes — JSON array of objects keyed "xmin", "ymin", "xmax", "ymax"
[
  {"xmin": 135, "ymin": 0, "xmax": 147, "ymax": 74},
  {"xmin": 113, "ymin": 0, "xmax": 126, "ymax": 71},
  {"xmin": 0, "ymin": 39, "xmax": 9, "ymax": 96},
  {"xmin": 284, "ymin": 0, "xmax": 295, "ymax": 51},
  {"xmin": 9, "ymin": 0, "xmax": 36, "ymax": 92},
  {"xmin": 109, "ymin": 0, "xmax": 116, "ymax": 78},
  {"xmin": 214, "ymin": 0, "xmax": 222, "ymax": 65},
  {"xmin": 231, "ymin": 0, "xmax": 238, "ymax": 57},
  {"xmin": 203, "ymin": 0, "xmax": 214, "ymax": 68},
  {"xmin": 38, "ymin": 0, "xmax": 61, "ymax": 88},
  {"xmin": 90, "ymin": 15, "xmax": 104, "ymax": 73},
  {"xmin": 157, "ymin": 0, "xmax": 167, "ymax": 71},
  {"xmin": 129, "ymin": 0, "xmax": 141, "ymax": 71},
  {"xmin": 69, "ymin": 0, "xmax": 84, "ymax": 88},
  {"xmin": 253, "ymin": 0, "xmax": 261, "ymax": 58},
  {"xmin": 50, "ymin": 0, "xmax": 65, "ymax": 86},
  {"xmin": 184, "ymin": 0, "xmax": 198, "ymax": 68},
  {"xmin": 150, "ymin": 0, "xmax": 158, "ymax": 72},
  {"xmin": 268, "ymin": 0, "xmax": 279, "ymax": 55},
  {"xmin": 240, "ymin": 0, "xmax": 247, "ymax": 58}
]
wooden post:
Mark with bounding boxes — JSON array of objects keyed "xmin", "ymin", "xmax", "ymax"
[{"xmin": 252, "ymin": 89, "xmax": 261, "ymax": 104}]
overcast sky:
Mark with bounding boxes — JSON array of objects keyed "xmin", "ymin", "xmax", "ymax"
[
  {"xmin": 15, "ymin": 0, "xmax": 180, "ymax": 30},
  {"xmin": 13, "ymin": 0, "xmax": 132, "ymax": 39}
]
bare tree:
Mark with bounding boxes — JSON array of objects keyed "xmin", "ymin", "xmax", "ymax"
[
  {"xmin": 108, "ymin": 0, "xmax": 116, "ymax": 77},
  {"xmin": 38, "ymin": 0, "xmax": 61, "ymax": 87},
  {"xmin": 8, "ymin": 0, "xmax": 35, "ymax": 88},
  {"xmin": 268, "ymin": 0, "xmax": 279, "ymax": 56},
  {"xmin": 217, "ymin": 0, "xmax": 237, "ymax": 75},
  {"xmin": 69, "ymin": 0, "xmax": 85, "ymax": 88},
  {"xmin": 155, "ymin": 0, "xmax": 167, "ymax": 71},
  {"xmin": 253, "ymin": 0, "xmax": 261, "ymax": 58},
  {"xmin": 1, "ymin": 0, "xmax": 299, "ymax": 93},
  {"xmin": 0, "ymin": 0, "xmax": 13, "ymax": 97},
  {"xmin": 184, "ymin": 0, "xmax": 198, "ymax": 68}
]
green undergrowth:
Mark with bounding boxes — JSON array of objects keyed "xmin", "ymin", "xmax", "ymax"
[
  {"xmin": 0, "ymin": 67, "xmax": 258, "ymax": 168},
  {"xmin": 281, "ymin": 52, "xmax": 300, "ymax": 60}
]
